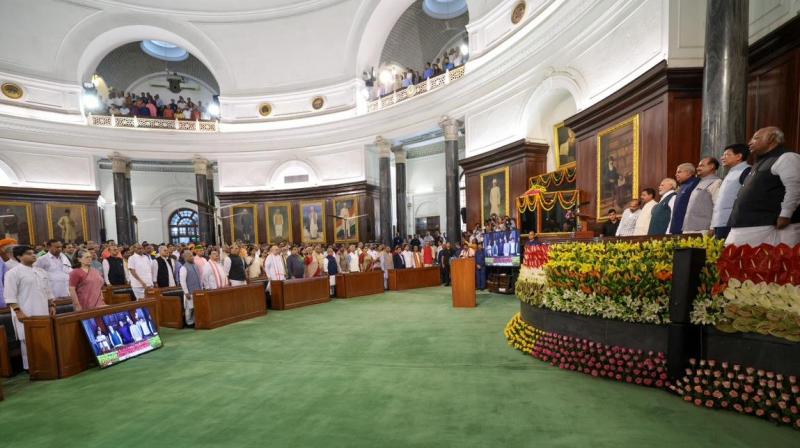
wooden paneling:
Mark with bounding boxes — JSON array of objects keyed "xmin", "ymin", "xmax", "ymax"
[
  {"xmin": 450, "ymin": 258, "xmax": 476, "ymax": 308},
  {"xmin": 335, "ymin": 271, "xmax": 384, "ymax": 298},
  {"xmin": 388, "ymin": 267, "xmax": 441, "ymax": 290},
  {"xmin": 0, "ymin": 187, "xmax": 101, "ymax": 244},
  {"xmin": 193, "ymin": 284, "xmax": 267, "ymax": 329},
  {"xmin": 269, "ymin": 277, "xmax": 330, "ymax": 310},
  {"xmin": 0, "ymin": 324, "xmax": 11, "ymax": 377},
  {"xmin": 103, "ymin": 286, "xmax": 135, "ymax": 305},
  {"xmin": 217, "ymin": 181, "xmax": 379, "ymax": 245},
  {"xmin": 565, "ymin": 63, "xmax": 704, "ymax": 220},
  {"xmin": 460, "ymin": 140, "xmax": 548, "ymax": 229},
  {"xmin": 23, "ymin": 316, "xmax": 59, "ymax": 380},
  {"xmin": 146, "ymin": 287, "xmax": 184, "ymax": 329}
]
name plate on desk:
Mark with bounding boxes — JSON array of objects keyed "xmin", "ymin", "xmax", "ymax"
[{"xmin": 270, "ymin": 277, "xmax": 330, "ymax": 310}]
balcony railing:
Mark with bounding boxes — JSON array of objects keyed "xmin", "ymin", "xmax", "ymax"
[
  {"xmin": 88, "ymin": 114, "xmax": 218, "ymax": 132},
  {"xmin": 367, "ymin": 65, "xmax": 465, "ymax": 112}
]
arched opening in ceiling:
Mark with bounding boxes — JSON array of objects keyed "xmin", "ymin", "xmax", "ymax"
[
  {"xmin": 376, "ymin": 0, "xmax": 469, "ymax": 81},
  {"xmin": 88, "ymin": 41, "xmax": 220, "ymax": 118}
]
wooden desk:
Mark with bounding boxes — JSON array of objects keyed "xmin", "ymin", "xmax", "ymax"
[
  {"xmin": 388, "ymin": 267, "xmax": 441, "ymax": 291},
  {"xmin": 146, "ymin": 286, "xmax": 185, "ymax": 329},
  {"xmin": 270, "ymin": 277, "xmax": 330, "ymax": 310},
  {"xmin": 103, "ymin": 285, "xmax": 135, "ymax": 305},
  {"xmin": 23, "ymin": 299, "xmax": 159, "ymax": 380},
  {"xmin": 336, "ymin": 271, "xmax": 384, "ymax": 298},
  {"xmin": 193, "ymin": 284, "xmax": 267, "ymax": 329}
]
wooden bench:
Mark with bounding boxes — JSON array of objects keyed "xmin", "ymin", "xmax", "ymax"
[
  {"xmin": 335, "ymin": 270, "xmax": 385, "ymax": 298},
  {"xmin": 269, "ymin": 277, "xmax": 330, "ymax": 310},
  {"xmin": 193, "ymin": 283, "xmax": 268, "ymax": 329},
  {"xmin": 388, "ymin": 267, "xmax": 441, "ymax": 291},
  {"xmin": 102, "ymin": 285, "xmax": 136, "ymax": 305},
  {"xmin": 146, "ymin": 286, "xmax": 185, "ymax": 329}
]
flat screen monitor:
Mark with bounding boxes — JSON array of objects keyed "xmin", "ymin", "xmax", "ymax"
[
  {"xmin": 81, "ymin": 307, "xmax": 162, "ymax": 368},
  {"xmin": 484, "ymin": 229, "xmax": 520, "ymax": 266}
]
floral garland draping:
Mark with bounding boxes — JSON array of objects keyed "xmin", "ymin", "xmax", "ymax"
[
  {"xmin": 516, "ymin": 189, "xmax": 581, "ymax": 213},
  {"xmin": 528, "ymin": 166, "xmax": 577, "ymax": 190}
]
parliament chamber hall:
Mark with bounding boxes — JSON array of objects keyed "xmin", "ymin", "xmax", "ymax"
[{"xmin": 2, "ymin": 0, "xmax": 800, "ymax": 446}]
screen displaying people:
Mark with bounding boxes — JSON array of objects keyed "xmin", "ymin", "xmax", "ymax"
[
  {"xmin": 483, "ymin": 230, "xmax": 520, "ymax": 266},
  {"xmin": 81, "ymin": 307, "xmax": 162, "ymax": 367}
]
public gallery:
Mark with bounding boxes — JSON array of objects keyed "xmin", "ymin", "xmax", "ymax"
[{"xmin": 1, "ymin": 1, "xmax": 799, "ymax": 446}]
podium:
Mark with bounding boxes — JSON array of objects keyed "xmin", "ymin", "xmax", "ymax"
[{"xmin": 450, "ymin": 258, "xmax": 477, "ymax": 308}]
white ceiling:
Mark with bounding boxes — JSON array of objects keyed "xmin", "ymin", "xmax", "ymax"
[{"xmin": 0, "ymin": 0, "xmax": 499, "ymax": 97}]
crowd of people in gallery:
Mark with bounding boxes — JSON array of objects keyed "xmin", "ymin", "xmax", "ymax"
[
  {"xmin": 96, "ymin": 89, "xmax": 215, "ymax": 121},
  {"xmin": 602, "ymin": 126, "xmax": 799, "ymax": 247},
  {"xmin": 365, "ymin": 46, "xmax": 468, "ymax": 100}
]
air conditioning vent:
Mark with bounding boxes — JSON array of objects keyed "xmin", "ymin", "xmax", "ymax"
[{"xmin": 284, "ymin": 174, "xmax": 309, "ymax": 184}]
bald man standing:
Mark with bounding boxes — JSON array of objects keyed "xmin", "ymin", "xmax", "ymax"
[{"xmin": 727, "ymin": 127, "xmax": 800, "ymax": 246}]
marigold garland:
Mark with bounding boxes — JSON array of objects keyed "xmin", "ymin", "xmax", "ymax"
[
  {"xmin": 528, "ymin": 166, "xmax": 577, "ymax": 190},
  {"xmin": 516, "ymin": 190, "xmax": 581, "ymax": 213}
]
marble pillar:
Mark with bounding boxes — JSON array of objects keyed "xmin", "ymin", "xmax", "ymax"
[
  {"xmin": 125, "ymin": 163, "xmax": 136, "ymax": 242},
  {"xmin": 440, "ymin": 116, "xmax": 461, "ymax": 244},
  {"xmin": 111, "ymin": 156, "xmax": 132, "ymax": 244},
  {"xmin": 700, "ymin": 0, "xmax": 749, "ymax": 160},
  {"xmin": 377, "ymin": 137, "xmax": 392, "ymax": 246},
  {"xmin": 393, "ymin": 145, "xmax": 408, "ymax": 238},
  {"xmin": 206, "ymin": 168, "xmax": 217, "ymax": 245},
  {"xmin": 194, "ymin": 158, "xmax": 212, "ymax": 243}
]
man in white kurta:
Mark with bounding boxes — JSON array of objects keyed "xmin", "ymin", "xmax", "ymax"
[
  {"xmin": 202, "ymin": 249, "xmax": 229, "ymax": 290},
  {"xmin": 633, "ymin": 189, "xmax": 657, "ymax": 236},
  {"xmin": 4, "ymin": 246, "xmax": 54, "ymax": 370},
  {"xmin": 127, "ymin": 245, "xmax": 154, "ymax": 299},
  {"xmin": 33, "ymin": 240, "xmax": 71, "ymax": 298},
  {"xmin": 263, "ymin": 246, "xmax": 286, "ymax": 293}
]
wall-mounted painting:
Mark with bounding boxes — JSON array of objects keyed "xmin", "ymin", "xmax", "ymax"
[
  {"xmin": 553, "ymin": 122, "xmax": 577, "ymax": 168},
  {"xmin": 0, "ymin": 201, "xmax": 34, "ymax": 244},
  {"xmin": 596, "ymin": 114, "xmax": 640, "ymax": 220},
  {"xmin": 333, "ymin": 196, "xmax": 358, "ymax": 243},
  {"xmin": 47, "ymin": 204, "xmax": 88, "ymax": 244},
  {"xmin": 266, "ymin": 202, "xmax": 292, "ymax": 244},
  {"xmin": 480, "ymin": 166, "xmax": 510, "ymax": 224},
  {"xmin": 229, "ymin": 204, "xmax": 259, "ymax": 244},
  {"xmin": 300, "ymin": 200, "xmax": 326, "ymax": 244}
]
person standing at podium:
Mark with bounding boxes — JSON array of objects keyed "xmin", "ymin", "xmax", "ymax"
[
  {"xmin": 178, "ymin": 249, "xmax": 201, "ymax": 326},
  {"xmin": 4, "ymin": 245, "xmax": 54, "ymax": 370},
  {"xmin": 475, "ymin": 243, "xmax": 486, "ymax": 290}
]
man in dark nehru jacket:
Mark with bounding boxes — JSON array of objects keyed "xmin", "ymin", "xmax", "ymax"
[{"xmin": 726, "ymin": 126, "xmax": 800, "ymax": 246}]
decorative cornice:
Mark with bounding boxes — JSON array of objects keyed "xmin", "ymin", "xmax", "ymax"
[{"xmin": 459, "ymin": 139, "xmax": 548, "ymax": 174}]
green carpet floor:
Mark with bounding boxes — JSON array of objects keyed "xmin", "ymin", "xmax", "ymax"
[{"xmin": 0, "ymin": 287, "xmax": 797, "ymax": 447}]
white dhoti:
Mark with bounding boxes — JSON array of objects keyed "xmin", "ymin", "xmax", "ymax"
[
  {"xmin": 183, "ymin": 293, "xmax": 195, "ymax": 325},
  {"xmin": 9, "ymin": 308, "xmax": 29, "ymax": 370},
  {"xmin": 230, "ymin": 279, "xmax": 247, "ymax": 287},
  {"xmin": 132, "ymin": 287, "xmax": 146, "ymax": 300},
  {"xmin": 725, "ymin": 224, "xmax": 800, "ymax": 247}
]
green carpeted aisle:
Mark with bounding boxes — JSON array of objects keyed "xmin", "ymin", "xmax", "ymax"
[{"xmin": 0, "ymin": 287, "xmax": 796, "ymax": 447}]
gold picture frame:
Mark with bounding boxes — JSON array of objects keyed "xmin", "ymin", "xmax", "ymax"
[
  {"xmin": 266, "ymin": 202, "xmax": 293, "ymax": 244},
  {"xmin": 0, "ymin": 201, "xmax": 35, "ymax": 244},
  {"xmin": 300, "ymin": 200, "xmax": 326, "ymax": 244},
  {"xmin": 596, "ymin": 114, "xmax": 640, "ymax": 221},
  {"xmin": 229, "ymin": 204, "xmax": 259, "ymax": 244},
  {"xmin": 480, "ymin": 166, "xmax": 510, "ymax": 224},
  {"xmin": 553, "ymin": 121, "xmax": 577, "ymax": 169},
  {"xmin": 46, "ymin": 203, "xmax": 89, "ymax": 243},
  {"xmin": 333, "ymin": 196, "xmax": 359, "ymax": 243}
]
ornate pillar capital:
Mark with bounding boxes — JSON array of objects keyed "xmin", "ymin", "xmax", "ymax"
[
  {"xmin": 391, "ymin": 145, "xmax": 407, "ymax": 164},
  {"xmin": 375, "ymin": 136, "xmax": 392, "ymax": 157},
  {"xmin": 193, "ymin": 158, "xmax": 210, "ymax": 176},
  {"xmin": 439, "ymin": 116, "xmax": 459, "ymax": 141},
  {"xmin": 110, "ymin": 153, "xmax": 129, "ymax": 174}
]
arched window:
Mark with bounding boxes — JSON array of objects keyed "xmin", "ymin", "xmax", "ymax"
[{"xmin": 168, "ymin": 208, "xmax": 199, "ymax": 244}]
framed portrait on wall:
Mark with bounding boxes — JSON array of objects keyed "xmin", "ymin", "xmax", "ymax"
[
  {"xmin": 300, "ymin": 200, "xmax": 326, "ymax": 244},
  {"xmin": 480, "ymin": 166, "xmax": 510, "ymax": 224},
  {"xmin": 47, "ymin": 203, "xmax": 88, "ymax": 243},
  {"xmin": 266, "ymin": 202, "xmax": 292, "ymax": 244},
  {"xmin": 333, "ymin": 196, "xmax": 358, "ymax": 243},
  {"xmin": 0, "ymin": 201, "xmax": 34, "ymax": 244},
  {"xmin": 596, "ymin": 114, "xmax": 640, "ymax": 220},
  {"xmin": 229, "ymin": 204, "xmax": 259, "ymax": 244},
  {"xmin": 553, "ymin": 122, "xmax": 577, "ymax": 168}
]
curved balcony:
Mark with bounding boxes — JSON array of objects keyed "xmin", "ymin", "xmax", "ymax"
[
  {"xmin": 88, "ymin": 114, "xmax": 218, "ymax": 132},
  {"xmin": 366, "ymin": 65, "xmax": 465, "ymax": 113}
]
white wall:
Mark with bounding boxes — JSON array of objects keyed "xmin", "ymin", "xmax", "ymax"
[
  {"xmin": 406, "ymin": 152, "xmax": 447, "ymax": 235},
  {"xmin": 98, "ymin": 168, "xmax": 202, "ymax": 243}
]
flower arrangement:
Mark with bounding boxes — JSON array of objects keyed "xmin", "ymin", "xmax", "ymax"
[
  {"xmin": 505, "ymin": 313, "xmax": 668, "ymax": 388},
  {"xmin": 691, "ymin": 243, "xmax": 800, "ymax": 342},
  {"xmin": 516, "ymin": 236, "xmax": 723, "ymax": 324},
  {"xmin": 669, "ymin": 358, "xmax": 800, "ymax": 429}
]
